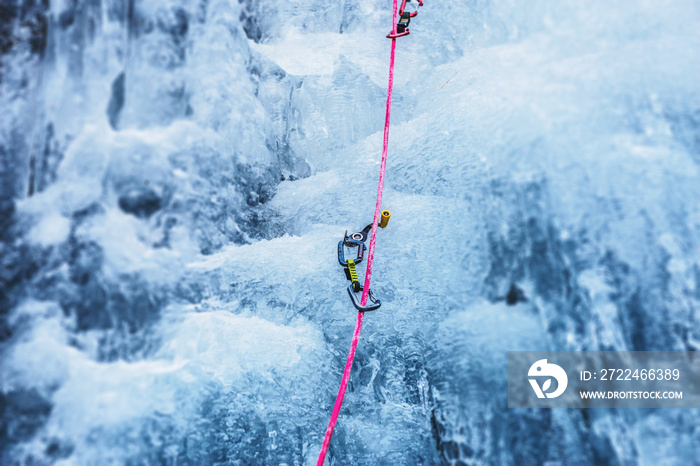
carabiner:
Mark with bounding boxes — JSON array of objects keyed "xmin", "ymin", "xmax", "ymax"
[
  {"xmin": 338, "ymin": 238, "xmax": 365, "ymax": 267},
  {"xmin": 347, "ymin": 284, "xmax": 381, "ymax": 312},
  {"xmin": 387, "ymin": 0, "xmax": 423, "ymax": 39}
]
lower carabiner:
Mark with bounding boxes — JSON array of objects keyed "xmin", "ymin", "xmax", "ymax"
[{"xmin": 347, "ymin": 284, "xmax": 381, "ymax": 312}]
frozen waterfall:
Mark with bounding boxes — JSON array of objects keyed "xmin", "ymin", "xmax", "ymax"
[{"xmin": 1, "ymin": 0, "xmax": 699, "ymax": 464}]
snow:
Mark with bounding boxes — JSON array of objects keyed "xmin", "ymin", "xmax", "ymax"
[{"xmin": 27, "ymin": 214, "xmax": 71, "ymax": 246}]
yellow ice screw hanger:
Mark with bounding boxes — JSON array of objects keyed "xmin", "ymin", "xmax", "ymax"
[{"xmin": 380, "ymin": 210, "xmax": 391, "ymax": 228}]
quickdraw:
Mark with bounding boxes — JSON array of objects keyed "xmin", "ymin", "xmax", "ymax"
[
  {"xmin": 337, "ymin": 211, "xmax": 391, "ymax": 312},
  {"xmin": 387, "ymin": 0, "xmax": 424, "ymax": 39}
]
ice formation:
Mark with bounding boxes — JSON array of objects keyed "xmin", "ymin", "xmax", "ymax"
[{"xmin": 1, "ymin": 0, "xmax": 699, "ymax": 464}]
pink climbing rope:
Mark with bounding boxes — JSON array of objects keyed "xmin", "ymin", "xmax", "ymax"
[{"xmin": 316, "ymin": 1, "xmax": 399, "ymax": 464}]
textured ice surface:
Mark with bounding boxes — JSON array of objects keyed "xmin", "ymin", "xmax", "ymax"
[{"xmin": 1, "ymin": 0, "xmax": 699, "ymax": 464}]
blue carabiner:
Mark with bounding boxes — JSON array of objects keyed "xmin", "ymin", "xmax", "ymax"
[
  {"xmin": 347, "ymin": 284, "xmax": 381, "ymax": 312},
  {"xmin": 338, "ymin": 238, "xmax": 365, "ymax": 267}
]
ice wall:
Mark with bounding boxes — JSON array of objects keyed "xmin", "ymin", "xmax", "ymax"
[{"xmin": 1, "ymin": 0, "xmax": 699, "ymax": 464}]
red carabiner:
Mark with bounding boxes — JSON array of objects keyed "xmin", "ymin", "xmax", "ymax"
[{"xmin": 387, "ymin": 0, "xmax": 423, "ymax": 39}]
